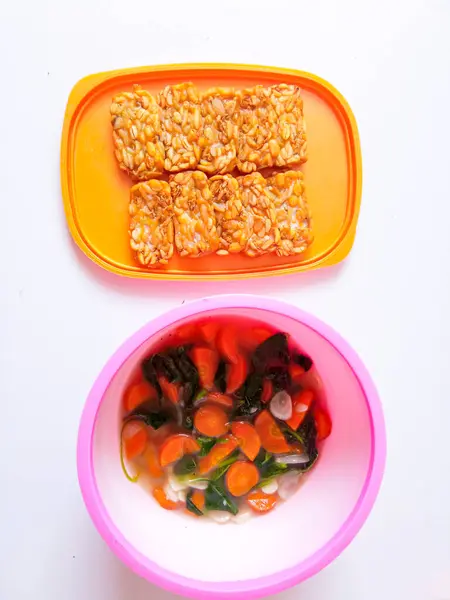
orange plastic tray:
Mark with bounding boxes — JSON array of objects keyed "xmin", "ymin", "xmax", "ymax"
[{"xmin": 61, "ymin": 64, "xmax": 362, "ymax": 280}]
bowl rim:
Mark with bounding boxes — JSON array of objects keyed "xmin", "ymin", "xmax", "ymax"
[{"xmin": 77, "ymin": 294, "xmax": 386, "ymax": 599}]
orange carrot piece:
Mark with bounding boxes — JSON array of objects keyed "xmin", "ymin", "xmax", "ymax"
[
  {"xmin": 216, "ymin": 326, "xmax": 240, "ymax": 364},
  {"xmin": 286, "ymin": 389, "xmax": 314, "ymax": 431},
  {"xmin": 226, "ymin": 461, "xmax": 260, "ymax": 497},
  {"xmin": 247, "ymin": 490, "xmax": 278, "ymax": 513},
  {"xmin": 198, "ymin": 435, "xmax": 238, "ymax": 474},
  {"xmin": 314, "ymin": 407, "xmax": 332, "ymax": 441},
  {"xmin": 226, "ymin": 354, "xmax": 248, "ymax": 394},
  {"xmin": 191, "ymin": 489, "xmax": 205, "ymax": 512},
  {"xmin": 122, "ymin": 420, "xmax": 148, "ymax": 461},
  {"xmin": 261, "ymin": 379, "xmax": 273, "ymax": 404},
  {"xmin": 241, "ymin": 327, "xmax": 273, "ymax": 353},
  {"xmin": 190, "ymin": 346, "xmax": 219, "ymax": 390},
  {"xmin": 144, "ymin": 443, "xmax": 164, "ymax": 478},
  {"xmin": 174, "ymin": 323, "xmax": 197, "ymax": 344},
  {"xmin": 231, "ymin": 421, "xmax": 261, "ymax": 461},
  {"xmin": 153, "ymin": 486, "xmax": 178, "ymax": 510},
  {"xmin": 207, "ymin": 392, "xmax": 234, "ymax": 409},
  {"xmin": 158, "ymin": 376, "xmax": 180, "ymax": 405},
  {"xmin": 194, "ymin": 403, "xmax": 229, "ymax": 437},
  {"xmin": 124, "ymin": 380, "xmax": 158, "ymax": 412},
  {"xmin": 159, "ymin": 434, "xmax": 200, "ymax": 467},
  {"xmin": 289, "ymin": 364, "xmax": 306, "ymax": 387},
  {"xmin": 254, "ymin": 410, "xmax": 291, "ymax": 454},
  {"xmin": 199, "ymin": 321, "xmax": 220, "ymax": 345}
]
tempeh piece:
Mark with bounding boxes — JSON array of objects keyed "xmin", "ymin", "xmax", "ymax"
[
  {"xmin": 129, "ymin": 179, "xmax": 174, "ymax": 266},
  {"xmin": 198, "ymin": 88, "xmax": 238, "ymax": 175},
  {"xmin": 158, "ymin": 83, "xmax": 202, "ymax": 173},
  {"xmin": 238, "ymin": 173, "xmax": 279, "ymax": 257},
  {"xmin": 266, "ymin": 171, "xmax": 313, "ymax": 256},
  {"xmin": 111, "ymin": 85, "xmax": 165, "ymax": 180},
  {"xmin": 169, "ymin": 171, "xmax": 219, "ymax": 257},
  {"xmin": 236, "ymin": 84, "xmax": 307, "ymax": 173},
  {"xmin": 210, "ymin": 174, "xmax": 252, "ymax": 255}
]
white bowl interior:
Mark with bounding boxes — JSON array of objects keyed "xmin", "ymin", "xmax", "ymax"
[{"xmin": 93, "ymin": 307, "xmax": 372, "ymax": 581}]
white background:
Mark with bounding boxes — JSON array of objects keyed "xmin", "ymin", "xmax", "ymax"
[{"xmin": 1, "ymin": 0, "xmax": 450, "ymax": 599}]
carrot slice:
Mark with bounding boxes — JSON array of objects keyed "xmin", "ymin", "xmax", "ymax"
[
  {"xmin": 226, "ymin": 461, "xmax": 260, "ymax": 496},
  {"xmin": 216, "ymin": 326, "xmax": 240, "ymax": 363},
  {"xmin": 124, "ymin": 380, "xmax": 158, "ymax": 412},
  {"xmin": 198, "ymin": 435, "xmax": 238, "ymax": 474},
  {"xmin": 261, "ymin": 379, "xmax": 273, "ymax": 404},
  {"xmin": 144, "ymin": 443, "xmax": 164, "ymax": 478},
  {"xmin": 247, "ymin": 490, "xmax": 278, "ymax": 513},
  {"xmin": 159, "ymin": 434, "xmax": 200, "ymax": 467},
  {"xmin": 226, "ymin": 354, "xmax": 248, "ymax": 394},
  {"xmin": 191, "ymin": 489, "xmax": 205, "ymax": 512},
  {"xmin": 289, "ymin": 364, "xmax": 305, "ymax": 388},
  {"xmin": 199, "ymin": 321, "xmax": 220, "ymax": 345},
  {"xmin": 241, "ymin": 327, "xmax": 273, "ymax": 353},
  {"xmin": 153, "ymin": 486, "xmax": 178, "ymax": 510},
  {"xmin": 314, "ymin": 407, "xmax": 332, "ymax": 441},
  {"xmin": 254, "ymin": 410, "xmax": 291, "ymax": 454},
  {"xmin": 190, "ymin": 346, "xmax": 219, "ymax": 390},
  {"xmin": 194, "ymin": 403, "xmax": 229, "ymax": 437},
  {"xmin": 231, "ymin": 421, "xmax": 261, "ymax": 461},
  {"xmin": 286, "ymin": 389, "xmax": 314, "ymax": 431},
  {"xmin": 158, "ymin": 376, "xmax": 180, "ymax": 405},
  {"xmin": 207, "ymin": 392, "xmax": 234, "ymax": 409},
  {"xmin": 122, "ymin": 420, "xmax": 148, "ymax": 461}
]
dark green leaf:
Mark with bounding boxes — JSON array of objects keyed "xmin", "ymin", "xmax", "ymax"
[
  {"xmin": 214, "ymin": 360, "xmax": 227, "ymax": 393},
  {"xmin": 293, "ymin": 353, "xmax": 313, "ymax": 372},
  {"xmin": 210, "ymin": 450, "xmax": 240, "ymax": 481},
  {"xmin": 126, "ymin": 403, "xmax": 169, "ymax": 430},
  {"xmin": 252, "ymin": 333, "xmax": 289, "ymax": 371},
  {"xmin": 196, "ymin": 436, "xmax": 217, "ymax": 457},
  {"xmin": 173, "ymin": 454, "xmax": 197, "ymax": 476},
  {"xmin": 186, "ymin": 489, "xmax": 203, "ymax": 516},
  {"xmin": 205, "ymin": 480, "xmax": 238, "ymax": 515},
  {"xmin": 279, "ymin": 412, "xmax": 319, "ymax": 472},
  {"xmin": 234, "ymin": 371, "xmax": 263, "ymax": 417}
]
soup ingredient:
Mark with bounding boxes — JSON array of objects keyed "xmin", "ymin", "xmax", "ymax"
[
  {"xmin": 173, "ymin": 454, "xmax": 197, "ymax": 477},
  {"xmin": 226, "ymin": 461, "xmax": 260, "ymax": 497},
  {"xmin": 314, "ymin": 406, "xmax": 332, "ymax": 441},
  {"xmin": 270, "ymin": 390, "xmax": 293, "ymax": 420},
  {"xmin": 158, "ymin": 376, "xmax": 180, "ymax": 405},
  {"xmin": 159, "ymin": 434, "xmax": 200, "ymax": 467},
  {"xmin": 206, "ymin": 392, "xmax": 234, "ymax": 409},
  {"xmin": 205, "ymin": 480, "xmax": 239, "ymax": 515},
  {"xmin": 190, "ymin": 346, "xmax": 219, "ymax": 390},
  {"xmin": 198, "ymin": 435, "xmax": 239, "ymax": 474},
  {"xmin": 226, "ymin": 355, "xmax": 248, "ymax": 394},
  {"xmin": 144, "ymin": 444, "xmax": 164, "ymax": 478},
  {"xmin": 216, "ymin": 326, "xmax": 240, "ymax": 363},
  {"xmin": 121, "ymin": 420, "xmax": 148, "ymax": 461},
  {"xmin": 153, "ymin": 486, "xmax": 178, "ymax": 510},
  {"xmin": 231, "ymin": 421, "xmax": 261, "ymax": 461},
  {"xmin": 286, "ymin": 389, "xmax": 314, "ymax": 431},
  {"xmin": 275, "ymin": 453, "xmax": 310, "ymax": 465},
  {"xmin": 261, "ymin": 379, "xmax": 274, "ymax": 403},
  {"xmin": 254, "ymin": 410, "xmax": 291, "ymax": 454},
  {"xmin": 186, "ymin": 489, "xmax": 205, "ymax": 516},
  {"xmin": 246, "ymin": 490, "xmax": 278, "ymax": 513},
  {"xmin": 194, "ymin": 403, "xmax": 229, "ymax": 437},
  {"xmin": 124, "ymin": 380, "xmax": 158, "ymax": 413}
]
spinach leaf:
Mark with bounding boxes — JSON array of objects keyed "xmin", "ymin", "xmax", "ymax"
[
  {"xmin": 196, "ymin": 436, "xmax": 217, "ymax": 457},
  {"xmin": 252, "ymin": 333, "xmax": 290, "ymax": 371},
  {"xmin": 210, "ymin": 450, "xmax": 240, "ymax": 481},
  {"xmin": 126, "ymin": 402, "xmax": 169, "ymax": 430},
  {"xmin": 173, "ymin": 454, "xmax": 197, "ymax": 476},
  {"xmin": 186, "ymin": 489, "xmax": 203, "ymax": 516},
  {"xmin": 205, "ymin": 480, "xmax": 238, "ymax": 515},
  {"xmin": 234, "ymin": 371, "xmax": 263, "ymax": 417},
  {"xmin": 293, "ymin": 352, "xmax": 313, "ymax": 372},
  {"xmin": 214, "ymin": 360, "xmax": 227, "ymax": 393}
]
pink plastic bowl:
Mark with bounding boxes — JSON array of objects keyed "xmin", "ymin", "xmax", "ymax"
[{"xmin": 77, "ymin": 295, "xmax": 386, "ymax": 599}]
